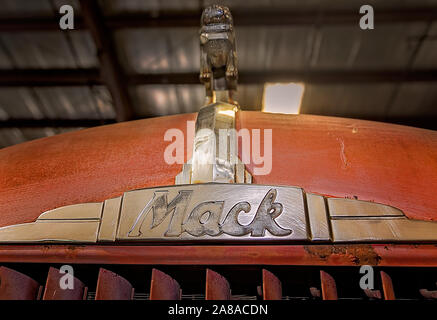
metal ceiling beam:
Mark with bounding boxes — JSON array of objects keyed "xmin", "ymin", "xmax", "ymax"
[
  {"xmin": 107, "ymin": 7, "xmax": 437, "ymax": 28},
  {"xmin": 1, "ymin": 7, "xmax": 437, "ymax": 31},
  {"xmin": 0, "ymin": 69, "xmax": 101, "ymax": 86},
  {"xmin": 79, "ymin": 0, "xmax": 133, "ymax": 122},
  {"xmin": 0, "ymin": 118, "xmax": 116, "ymax": 128},
  {"xmin": 240, "ymin": 70, "xmax": 437, "ymax": 84},
  {"xmin": 0, "ymin": 17, "xmax": 85, "ymax": 32},
  {"xmin": 384, "ymin": 21, "xmax": 435, "ymax": 118},
  {"xmin": 1, "ymin": 69, "xmax": 437, "ymax": 86},
  {"xmin": 129, "ymin": 70, "xmax": 437, "ymax": 85}
]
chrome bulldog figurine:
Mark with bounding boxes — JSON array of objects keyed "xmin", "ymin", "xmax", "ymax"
[{"xmin": 199, "ymin": 5, "xmax": 238, "ymax": 99}]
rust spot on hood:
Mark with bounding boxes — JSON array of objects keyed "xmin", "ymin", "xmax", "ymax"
[{"xmin": 304, "ymin": 245, "xmax": 382, "ymax": 266}]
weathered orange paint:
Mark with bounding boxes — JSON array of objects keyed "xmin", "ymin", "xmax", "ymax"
[
  {"xmin": 2, "ymin": 111, "xmax": 437, "ymax": 266},
  {"xmin": 238, "ymin": 111, "xmax": 437, "ymax": 222},
  {"xmin": 0, "ymin": 113, "xmax": 196, "ymax": 228},
  {"xmin": 3, "ymin": 111, "xmax": 437, "ymax": 228},
  {"xmin": 0, "ymin": 244, "xmax": 437, "ymax": 266}
]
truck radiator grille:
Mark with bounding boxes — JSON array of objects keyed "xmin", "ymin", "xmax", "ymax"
[{"xmin": 0, "ymin": 264, "xmax": 436, "ymax": 300}]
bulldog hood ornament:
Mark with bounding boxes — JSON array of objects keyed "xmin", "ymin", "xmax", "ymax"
[{"xmin": 199, "ymin": 5, "xmax": 238, "ymax": 101}]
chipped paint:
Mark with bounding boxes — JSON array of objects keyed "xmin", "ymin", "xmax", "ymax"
[
  {"xmin": 336, "ymin": 137, "xmax": 348, "ymax": 169},
  {"xmin": 304, "ymin": 245, "xmax": 382, "ymax": 266}
]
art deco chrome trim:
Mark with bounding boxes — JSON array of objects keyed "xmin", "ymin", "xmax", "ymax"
[{"xmin": 1, "ymin": 183, "xmax": 437, "ymax": 243}]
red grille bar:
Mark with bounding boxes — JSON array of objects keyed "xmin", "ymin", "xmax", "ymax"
[
  {"xmin": 262, "ymin": 269, "xmax": 282, "ymax": 300},
  {"xmin": 0, "ymin": 266, "xmax": 41, "ymax": 300},
  {"xmin": 0, "ymin": 265, "xmax": 432, "ymax": 300},
  {"xmin": 42, "ymin": 267, "xmax": 87, "ymax": 300},
  {"xmin": 95, "ymin": 268, "xmax": 134, "ymax": 300},
  {"xmin": 320, "ymin": 271, "xmax": 338, "ymax": 300},
  {"xmin": 150, "ymin": 268, "xmax": 181, "ymax": 300},
  {"xmin": 205, "ymin": 269, "xmax": 231, "ymax": 300},
  {"xmin": 380, "ymin": 271, "xmax": 396, "ymax": 300}
]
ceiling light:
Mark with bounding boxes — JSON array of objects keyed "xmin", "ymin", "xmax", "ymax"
[{"xmin": 262, "ymin": 82, "xmax": 305, "ymax": 114}]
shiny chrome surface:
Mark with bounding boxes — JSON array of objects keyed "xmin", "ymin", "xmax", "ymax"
[
  {"xmin": 175, "ymin": 5, "xmax": 251, "ymax": 185},
  {"xmin": 2, "ymin": 183, "xmax": 437, "ymax": 243},
  {"xmin": 332, "ymin": 218, "xmax": 437, "ymax": 242},
  {"xmin": 328, "ymin": 198, "xmax": 404, "ymax": 217},
  {"xmin": 117, "ymin": 183, "xmax": 307, "ymax": 241},
  {"xmin": 175, "ymin": 101, "xmax": 252, "ymax": 184},
  {"xmin": 0, "ymin": 220, "xmax": 100, "ymax": 243},
  {"xmin": 192, "ymin": 102, "xmax": 237, "ymax": 183},
  {"xmin": 98, "ymin": 196, "xmax": 122, "ymax": 242},
  {"xmin": 306, "ymin": 193, "xmax": 331, "ymax": 241},
  {"xmin": 0, "ymin": 202, "xmax": 102, "ymax": 243},
  {"xmin": 38, "ymin": 202, "xmax": 103, "ymax": 220}
]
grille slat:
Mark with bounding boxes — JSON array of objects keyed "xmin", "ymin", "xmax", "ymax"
[
  {"xmin": 42, "ymin": 266, "xmax": 87, "ymax": 300},
  {"xmin": 205, "ymin": 269, "xmax": 231, "ymax": 300},
  {"xmin": 0, "ymin": 266, "xmax": 41, "ymax": 300},
  {"xmin": 320, "ymin": 271, "xmax": 338, "ymax": 300},
  {"xmin": 1, "ymin": 264, "xmax": 436, "ymax": 300},
  {"xmin": 380, "ymin": 271, "xmax": 396, "ymax": 300},
  {"xmin": 95, "ymin": 268, "xmax": 134, "ymax": 300},
  {"xmin": 262, "ymin": 269, "xmax": 282, "ymax": 300},
  {"xmin": 150, "ymin": 268, "xmax": 181, "ymax": 300}
]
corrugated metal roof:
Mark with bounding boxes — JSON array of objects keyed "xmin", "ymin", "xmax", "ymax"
[
  {"xmin": 0, "ymin": 86, "xmax": 114, "ymax": 119},
  {"xmin": 0, "ymin": 31, "xmax": 97, "ymax": 69},
  {"xmin": 115, "ymin": 28, "xmax": 199, "ymax": 73},
  {"xmin": 308, "ymin": 23, "xmax": 428, "ymax": 69},
  {"xmin": 301, "ymin": 83, "xmax": 395, "ymax": 118},
  {"xmin": 133, "ymin": 84, "xmax": 263, "ymax": 117},
  {"xmin": 100, "ymin": 0, "xmax": 200, "ymax": 14},
  {"xmin": 134, "ymin": 84, "xmax": 204, "ymax": 117},
  {"xmin": 391, "ymin": 82, "xmax": 437, "ymax": 117},
  {"xmin": 100, "ymin": 0, "xmax": 437, "ymax": 13},
  {"xmin": 0, "ymin": 0, "xmax": 80, "ymax": 18},
  {"xmin": 414, "ymin": 22, "xmax": 437, "ymax": 68},
  {"xmin": 0, "ymin": 0, "xmax": 436, "ymax": 148},
  {"xmin": 114, "ymin": 22, "xmax": 430, "ymax": 73}
]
